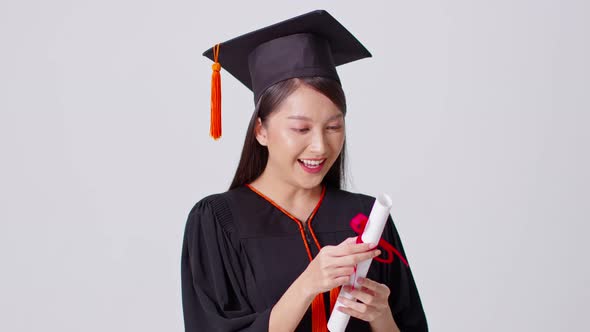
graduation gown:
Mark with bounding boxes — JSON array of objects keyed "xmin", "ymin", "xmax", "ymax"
[{"xmin": 181, "ymin": 185, "xmax": 428, "ymax": 331}]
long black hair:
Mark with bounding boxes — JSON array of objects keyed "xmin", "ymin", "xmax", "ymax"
[{"xmin": 229, "ymin": 77, "xmax": 347, "ymax": 190}]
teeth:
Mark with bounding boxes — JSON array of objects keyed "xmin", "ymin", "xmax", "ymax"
[{"xmin": 300, "ymin": 159, "xmax": 324, "ymax": 167}]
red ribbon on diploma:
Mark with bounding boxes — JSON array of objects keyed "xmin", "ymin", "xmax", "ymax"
[{"xmin": 350, "ymin": 213, "xmax": 409, "ymax": 267}]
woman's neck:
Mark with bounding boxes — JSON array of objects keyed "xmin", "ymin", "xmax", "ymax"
[{"xmin": 249, "ymin": 169, "xmax": 323, "ymax": 220}]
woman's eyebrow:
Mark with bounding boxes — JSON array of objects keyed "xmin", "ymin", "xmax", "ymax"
[
  {"xmin": 287, "ymin": 115, "xmax": 312, "ymax": 121},
  {"xmin": 287, "ymin": 114, "xmax": 344, "ymax": 121}
]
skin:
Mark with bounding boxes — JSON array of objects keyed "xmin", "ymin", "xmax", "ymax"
[{"xmin": 249, "ymin": 84, "xmax": 400, "ymax": 332}]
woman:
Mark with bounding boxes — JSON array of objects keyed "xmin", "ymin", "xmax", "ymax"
[{"xmin": 181, "ymin": 10, "xmax": 428, "ymax": 332}]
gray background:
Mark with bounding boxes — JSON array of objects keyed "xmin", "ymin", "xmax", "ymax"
[{"xmin": 1, "ymin": 0, "xmax": 588, "ymax": 331}]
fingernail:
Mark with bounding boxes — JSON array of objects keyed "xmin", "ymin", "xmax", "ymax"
[{"xmin": 374, "ymin": 250, "xmax": 381, "ymax": 256}]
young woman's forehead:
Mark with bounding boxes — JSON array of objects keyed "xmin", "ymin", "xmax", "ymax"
[
  {"xmin": 274, "ymin": 86, "xmax": 344, "ymax": 121},
  {"xmin": 286, "ymin": 113, "xmax": 344, "ymax": 121},
  {"xmin": 273, "ymin": 108, "xmax": 344, "ymax": 123}
]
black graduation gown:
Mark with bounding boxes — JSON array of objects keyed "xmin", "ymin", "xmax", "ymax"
[{"xmin": 181, "ymin": 185, "xmax": 428, "ymax": 331}]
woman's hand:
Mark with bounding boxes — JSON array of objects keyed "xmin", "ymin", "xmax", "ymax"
[
  {"xmin": 336, "ymin": 277, "xmax": 398, "ymax": 331},
  {"xmin": 300, "ymin": 237, "xmax": 381, "ymax": 296}
]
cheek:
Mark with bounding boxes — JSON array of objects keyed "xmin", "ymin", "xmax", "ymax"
[
  {"xmin": 267, "ymin": 130, "xmax": 306, "ymax": 159},
  {"xmin": 328, "ymin": 132, "xmax": 346, "ymax": 153}
]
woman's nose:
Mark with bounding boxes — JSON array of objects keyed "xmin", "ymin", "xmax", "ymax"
[{"xmin": 309, "ymin": 131, "xmax": 327, "ymax": 154}]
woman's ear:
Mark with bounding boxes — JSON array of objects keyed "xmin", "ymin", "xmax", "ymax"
[{"xmin": 254, "ymin": 118, "xmax": 268, "ymax": 146}]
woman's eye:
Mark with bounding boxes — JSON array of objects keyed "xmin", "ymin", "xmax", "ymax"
[
  {"xmin": 292, "ymin": 128, "xmax": 310, "ymax": 133},
  {"xmin": 327, "ymin": 125, "xmax": 343, "ymax": 130}
]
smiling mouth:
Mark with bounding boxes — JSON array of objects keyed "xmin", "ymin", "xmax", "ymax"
[
  {"xmin": 297, "ymin": 159, "xmax": 326, "ymax": 168},
  {"xmin": 297, "ymin": 159, "xmax": 327, "ymax": 173}
]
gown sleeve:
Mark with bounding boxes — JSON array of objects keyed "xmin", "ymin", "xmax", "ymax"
[
  {"xmin": 381, "ymin": 215, "xmax": 429, "ymax": 332},
  {"xmin": 181, "ymin": 195, "xmax": 271, "ymax": 331}
]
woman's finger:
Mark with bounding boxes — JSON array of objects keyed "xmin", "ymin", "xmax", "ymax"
[
  {"xmin": 342, "ymin": 285, "xmax": 376, "ymax": 305},
  {"xmin": 333, "ymin": 275, "xmax": 352, "ymax": 288},
  {"xmin": 359, "ymin": 286, "xmax": 377, "ymax": 297},
  {"xmin": 336, "ymin": 249, "xmax": 381, "ymax": 266},
  {"xmin": 333, "ymin": 242, "xmax": 378, "ymax": 257},
  {"xmin": 329, "ymin": 266, "xmax": 356, "ymax": 278},
  {"xmin": 358, "ymin": 277, "xmax": 390, "ymax": 297},
  {"xmin": 338, "ymin": 297, "xmax": 369, "ymax": 314},
  {"xmin": 336, "ymin": 299, "xmax": 377, "ymax": 322},
  {"xmin": 337, "ymin": 237, "xmax": 358, "ymax": 246}
]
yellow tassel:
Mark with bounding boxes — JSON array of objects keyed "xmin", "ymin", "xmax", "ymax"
[{"xmin": 210, "ymin": 44, "xmax": 222, "ymax": 140}]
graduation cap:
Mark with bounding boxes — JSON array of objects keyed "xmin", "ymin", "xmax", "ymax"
[{"xmin": 203, "ymin": 9, "xmax": 372, "ymax": 140}]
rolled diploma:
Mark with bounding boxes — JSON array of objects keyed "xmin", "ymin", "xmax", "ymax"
[{"xmin": 327, "ymin": 193, "xmax": 393, "ymax": 332}]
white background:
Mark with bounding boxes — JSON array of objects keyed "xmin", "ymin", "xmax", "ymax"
[{"xmin": 1, "ymin": 1, "xmax": 588, "ymax": 331}]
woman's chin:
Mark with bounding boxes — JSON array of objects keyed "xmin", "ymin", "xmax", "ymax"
[
  {"xmin": 293, "ymin": 162, "xmax": 333, "ymax": 188},
  {"xmin": 293, "ymin": 175, "xmax": 325, "ymax": 190}
]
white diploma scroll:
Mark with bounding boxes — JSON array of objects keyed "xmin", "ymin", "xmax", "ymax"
[{"xmin": 327, "ymin": 193, "xmax": 393, "ymax": 332}]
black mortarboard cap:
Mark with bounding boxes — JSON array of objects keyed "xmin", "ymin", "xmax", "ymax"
[{"xmin": 203, "ymin": 9, "xmax": 372, "ymax": 139}]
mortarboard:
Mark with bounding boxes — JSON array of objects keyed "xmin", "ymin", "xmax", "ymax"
[{"xmin": 203, "ymin": 9, "xmax": 371, "ymax": 140}]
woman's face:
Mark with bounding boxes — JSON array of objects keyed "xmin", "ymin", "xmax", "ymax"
[{"xmin": 256, "ymin": 84, "xmax": 345, "ymax": 190}]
